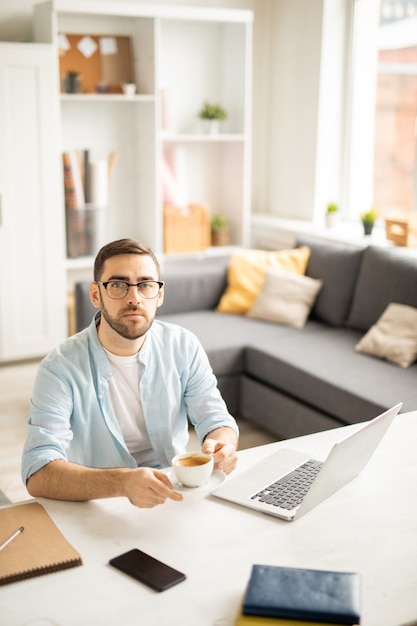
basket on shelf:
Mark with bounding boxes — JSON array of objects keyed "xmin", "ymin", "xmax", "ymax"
[{"xmin": 164, "ymin": 204, "xmax": 210, "ymax": 254}]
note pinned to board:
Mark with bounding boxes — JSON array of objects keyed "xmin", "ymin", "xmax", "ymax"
[
  {"xmin": 100, "ymin": 37, "xmax": 118, "ymax": 55},
  {"xmin": 77, "ymin": 35, "xmax": 98, "ymax": 59},
  {"xmin": 58, "ymin": 33, "xmax": 70, "ymax": 52}
]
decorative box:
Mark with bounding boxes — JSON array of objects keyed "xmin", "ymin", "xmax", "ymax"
[
  {"xmin": 385, "ymin": 214, "xmax": 417, "ymax": 247},
  {"xmin": 164, "ymin": 204, "xmax": 210, "ymax": 253}
]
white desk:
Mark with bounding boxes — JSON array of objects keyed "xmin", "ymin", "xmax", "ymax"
[{"xmin": 2, "ymin": 412, "xmax": 417, "ymax": 626}]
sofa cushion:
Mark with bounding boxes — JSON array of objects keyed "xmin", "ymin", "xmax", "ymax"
[
  {"xmin": 296, "ymin": 236, "xmax": 364, "ymax": 326},
  {"xmin": 244, "ymin": 320, "xmax": 413, "ymax": 422},
  {"xmin": 355, "ymin": 302, "xmax": 417, "ymax": 368},
  {"xmin": 160, "ymin": 259, "xmax": 228, "ymax": 315},
  {"xmin": 240, "ymin": 376, "xmax": 344, "ymax": 440},
  {"xmin": 347, "ymin": 245, "xmax": 417, "ymax": 331},
  {"xmin": 247, "ymin": 267, "xmax": 323, "ymax": 328},
  {"xmin": 216, "ymin": 246, "xmax": 311, "ymax": 314},
  {"xmin": 158, "ymin": 311, "xmax": 249, "ymax": 376}
]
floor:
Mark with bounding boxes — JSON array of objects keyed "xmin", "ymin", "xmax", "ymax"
[{"xmin": 0, "ymin": 359, "xmax": 277, "ymax": 505}]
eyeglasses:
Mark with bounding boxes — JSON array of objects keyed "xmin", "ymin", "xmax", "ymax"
[{"xmin": 96, "ymin": 280, "xmax": 164, "ymax": 300}]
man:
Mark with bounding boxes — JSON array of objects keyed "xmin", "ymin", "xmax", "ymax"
[{"xmin": 22, "ymin": 238, "xmax": 238, "ymax": 508}]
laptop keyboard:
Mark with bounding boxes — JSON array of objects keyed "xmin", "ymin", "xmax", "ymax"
[{"xmin": 250, "ymin": 459, "xmax": 323, "ymax": 510}]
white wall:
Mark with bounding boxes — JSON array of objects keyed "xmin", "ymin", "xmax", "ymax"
[{"xmin": 264, "ymin": 0, "xmax": 324, "ymax": 220}]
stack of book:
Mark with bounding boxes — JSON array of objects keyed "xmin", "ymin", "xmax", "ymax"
[
  {"xmin": 63, "ymin": 149, "xmax": 89, "ymax": 258},
  {"xmin": 235, "ymin": 565, "xmax": 362, "ymax": 625},
  {"xmin": 63, "ymin": 149, "xmax": 116, "ymax": 257}
]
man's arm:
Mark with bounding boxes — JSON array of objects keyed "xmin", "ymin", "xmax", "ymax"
[
  {"xmin": 202, "ymin": 426, "xmax": 238, "ymax": 474},
  {"xmin": 26, "ymin": 460, "xmax": 183, "ymax": 508}
]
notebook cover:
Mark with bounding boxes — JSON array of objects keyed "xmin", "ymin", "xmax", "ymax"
[
  {"xmin": 0, "ymin": 501, "xmax": 82, "ymax": 585},
  {"xmin": 235, "ymin": 601, "xmax": 343, "ymax": 625},
  {"xmin": 242, "ymin": 565, "xmax": 361, "ymax": 625}
]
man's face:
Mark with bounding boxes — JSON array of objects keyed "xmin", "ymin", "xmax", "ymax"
[{"xmin": 90, "ymin": 253, "xmax": 164, "ymax": 341}]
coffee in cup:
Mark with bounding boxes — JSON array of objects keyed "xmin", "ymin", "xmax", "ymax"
[{"xmin": 172, "ymin": 452, "xmax": 213, "ymax": 488}]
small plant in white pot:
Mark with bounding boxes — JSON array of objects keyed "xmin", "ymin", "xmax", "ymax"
[
  {"xmin": 122, "ymin": 82, "xmax": 137, "ymax": 96},
  {"xmin": 198, "ymin": 101, "xmax": 227, "ymax": 134},
  {"xmin": 325, "ymin": 202, "xmax": 339, "ymax": 228}
]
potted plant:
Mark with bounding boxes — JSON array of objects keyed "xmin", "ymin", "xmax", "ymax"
[
  {"xmin": 122, "ymin": 82, "xmax": 137, "ymax": 96},
  {"xmin": 211, "ymin": 214, "xmax": 230, "ymax": 246},
  {"xmin": 198, "ymin": 101, "xmax": 227, "ymax": 134},
  {"xmin": 361, "ymin": 208, "xmax": 377, "ymax": 236},
  {"xmin": 64, "ymin": 71, "xmax": 81, "ymax": 94},
  {"xmin": 325, "ymin": 202, "xmax": 339, "ymax": 228}
]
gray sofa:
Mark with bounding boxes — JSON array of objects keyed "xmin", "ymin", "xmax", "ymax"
[{"xmin": 74, "ymin": 236, "xmax": 417, "ymax": 440}]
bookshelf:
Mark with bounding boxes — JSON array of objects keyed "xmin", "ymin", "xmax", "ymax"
[{"xmin": 33, "ymin": 1, "xmax": 253, "ymax": 279}]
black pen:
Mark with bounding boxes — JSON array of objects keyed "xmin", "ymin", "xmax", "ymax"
[{"xmin": 0, "ymin": 526, "xmax": 24, "ymax": 551}]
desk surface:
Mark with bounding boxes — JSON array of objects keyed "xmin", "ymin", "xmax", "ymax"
[{"xmin": 2, "ymin": 412, "xmax": 417, "ymax": 626}]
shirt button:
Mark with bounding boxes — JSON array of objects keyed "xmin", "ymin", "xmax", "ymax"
[{"xmin": 98, "ymin": 394, "xmax": 103, "ymax": 400}]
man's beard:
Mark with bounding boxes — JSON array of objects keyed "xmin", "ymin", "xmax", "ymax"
[{"xmin": 100, "ymin": 298, "xmax": 154, "ymax": 340}]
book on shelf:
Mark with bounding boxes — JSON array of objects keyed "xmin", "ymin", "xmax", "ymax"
[
  {"xmin": 242, "ymin": 565, "xmax": 361, "ymax": 625},
  {"xmin": 83, "ymin": 149, "xmax": 91, "ymax": 203},
  {"xmin": 62, "ymin": 150, "xmax": 85, "ymax": 209},
  {"xmin": 0, "ymin": 501, "xmax": 82, "ymax": 585}
]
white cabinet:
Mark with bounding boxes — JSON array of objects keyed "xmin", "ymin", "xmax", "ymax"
[
  {"xmin": 0, "ymin": 43, "xmax": 67, "ymax": 361},
  {"xmin": 33, "ymin": 1, "xmax": 252, "ymax": 269}
]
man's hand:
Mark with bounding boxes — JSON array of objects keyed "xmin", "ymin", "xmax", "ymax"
[
  {"xmin": 202, "ymin": 427, "xmax": 238, "ymax": 474},
  {"xmin": 123, "ymin": 468, "xmax": 184, "ymax": 508}
]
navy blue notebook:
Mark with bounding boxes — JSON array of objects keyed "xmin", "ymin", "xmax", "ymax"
[{"xmin": 243, "ymin": 565, "xmax": 361, "ymax": 625}]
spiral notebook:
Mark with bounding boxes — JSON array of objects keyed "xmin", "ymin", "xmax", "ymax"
[{"xmin": 0, "ymin": 501, "xmax": 82, "ymax": 585}]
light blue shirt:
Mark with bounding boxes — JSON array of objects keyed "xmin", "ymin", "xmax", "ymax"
[{"xmin": 21, "ymin": 314, "xmax": 238, "ymax": 483}]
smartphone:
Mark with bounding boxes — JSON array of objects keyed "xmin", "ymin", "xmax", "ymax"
[{"xmin": 109, "ymin": 548, "xmax": 186, "ymax": 592}]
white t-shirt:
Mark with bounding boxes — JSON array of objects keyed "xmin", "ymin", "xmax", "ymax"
[{"xmin": 105, "ymin": 349, "xmax": 158, "ymax": 467}]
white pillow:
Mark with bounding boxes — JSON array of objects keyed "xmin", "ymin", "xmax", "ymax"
[
  {"xmin": 355, "ymin": 302, "xmax": 417, "ymax": 368},
  {"xmin": 247, "ymin": 267, "xmax": 323, "ymax": 328}
]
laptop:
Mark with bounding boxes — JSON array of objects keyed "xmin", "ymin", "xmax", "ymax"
[{"xmin": 211, "ymin": 403, "xmax": 402, "ymax": 521}]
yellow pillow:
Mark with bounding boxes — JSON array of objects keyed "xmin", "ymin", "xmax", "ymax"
[{"xmin": 216, "ymin": 246, "xmax": 311, "ymax": 314}]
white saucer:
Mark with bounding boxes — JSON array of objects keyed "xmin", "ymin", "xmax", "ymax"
[{"xmin": 163, "ymin": 468, "xmax": 226, "ymax": 494}]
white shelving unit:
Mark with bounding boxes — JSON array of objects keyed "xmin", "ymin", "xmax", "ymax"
[
  {"xmin": 34, "ymin": 1, "xmax": 253, "ymax": 279},
  {"xmin": 0, "ymin": 43, "xmax": 67, "ymax": 360}
]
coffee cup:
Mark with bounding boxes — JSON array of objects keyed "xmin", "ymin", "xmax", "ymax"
[{"xmin": 172, "ymin": 452, "xmax": 214, "ymax": 488}]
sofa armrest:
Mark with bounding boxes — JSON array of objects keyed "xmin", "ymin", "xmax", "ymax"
[{"xmin": 74, "ymin": 282, "xmax": 97, "ymax": 333}]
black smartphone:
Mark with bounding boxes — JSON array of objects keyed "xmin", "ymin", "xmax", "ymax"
[{"xmin": 109, "ymin": 549, "xmax": 186, "ymax": 592}]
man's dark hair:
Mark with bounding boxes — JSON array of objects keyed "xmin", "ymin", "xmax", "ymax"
[{"xmin": 94, "ymin": 238, "xmax": 161, "ymax": 281}]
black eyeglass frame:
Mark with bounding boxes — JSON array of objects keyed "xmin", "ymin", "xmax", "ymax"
[{"xmin": 96, "ymin": 280, "xmax": 164, "ymax": 300}]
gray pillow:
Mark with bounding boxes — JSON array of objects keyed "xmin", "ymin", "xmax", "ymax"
[
  {"xmin": 296, "ymin": 236, "xmax": 364, "ymax": 326},
  {"xmin": 347, "ymin": 246, "xmax": 417, "ymax": 331}
]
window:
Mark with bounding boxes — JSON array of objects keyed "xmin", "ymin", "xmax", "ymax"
[{"xmin": 374, "ymin": 1, "xmax": 417, "ymax": 216}]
